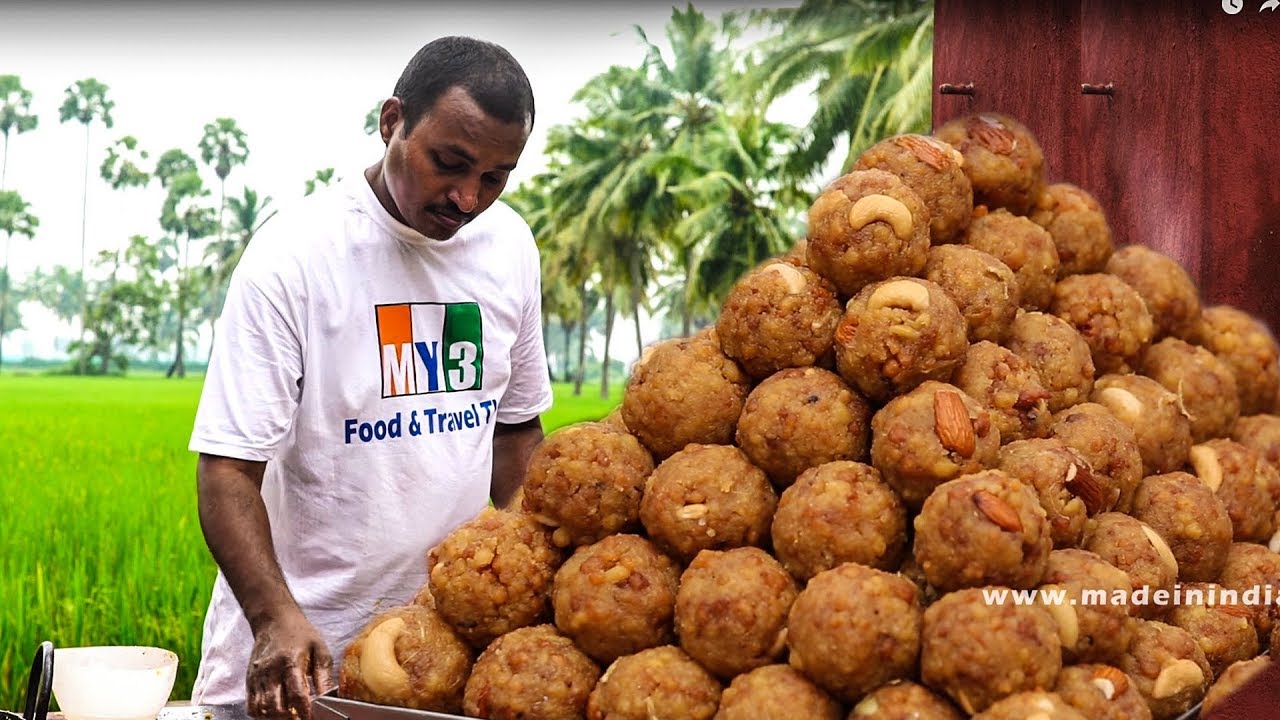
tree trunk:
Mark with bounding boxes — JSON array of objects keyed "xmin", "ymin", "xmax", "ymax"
[
  {"xmin": 0, "ymin": 232, "xmax": 9, "ymax": 372},
  {"xmin": 207, "ymin": 317, "xmax": 217, "ymax": 363},
  {"xmin": 218, "ymin": 177, "xmax": 226, "ymax": 243},
  {"xmin": 681, "ymin": 244, "xmax": 693, "ymax": 337},
  {"xmin": 168, "ymin": 234, "xmax": 190, "ymax": 379},
  {"xmin": 99, "ymin": 334, "xmax": 111, "ymax": 375},
  {"xmin": 1, "ymin": 131, "xmax": 9, "ymax": 191},
  {"xmin": 601, "ymin": 291, "xmax": 615, "ymax": 400},
  {"xmin": 542, "ymin": 314, "xmax": 554, "ymax": 381},
  {"xmin": 560, "ymin": 317, "xmax": 573, "ymax": 383},
  {"xmin": 77, "ymin": 123, "xmax": 91, "ymax": 375},
  {"xmin": 574, "ymin": 281, "xmax": 588, "ymax": 397}
]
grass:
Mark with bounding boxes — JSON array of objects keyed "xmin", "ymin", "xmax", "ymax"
[{"xmin": 0, "ymin": 373, "xmax": 622, "ymax": 708}]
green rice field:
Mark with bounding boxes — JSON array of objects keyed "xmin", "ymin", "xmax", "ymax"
[{"xmin": 0, "ymin": 374, "xmax": 622, "ymax": 708}]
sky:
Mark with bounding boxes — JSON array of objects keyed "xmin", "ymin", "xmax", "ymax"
[{"xmin": 0, "ymin": 0, "xmax": 815, "ymax": 361}]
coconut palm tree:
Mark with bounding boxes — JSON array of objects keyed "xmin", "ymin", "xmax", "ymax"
[
  {"xmin": 741, "ymin": 0, "xmax": 934, "ymax": 179},
  {"xmin": 0, "ymin": 190, "xmax": 38, "ymax": 371},
  {"xmin": 505, "ymin": 173, "xmax": 585, "ymax": 382},
  {"xmin": 198, "ymin": 117, "xmax": 250, "ymax": 249},
  {"xmin": 671, "ymin": 110, "xmax": 810, "ymax": 314},
  {"xmin": 59, "ymin": 77, "xmax": 114, "ymax": 374},
  {"xmin": 159, "ymin": 171, "xmax": 217, "ymax": 378},
  {"xmin": 0, "ymin": 75, "xmax": 38, "ymax": 190}
]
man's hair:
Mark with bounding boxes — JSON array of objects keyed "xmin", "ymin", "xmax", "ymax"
[{"xmin": 392, "ymin": 36, "xmax": 535, "ymax": 135}]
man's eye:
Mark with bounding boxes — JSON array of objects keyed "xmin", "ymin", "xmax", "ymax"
[{"xmin": 434, "ymin": 154, "xmax": 464, "ymax": 171}]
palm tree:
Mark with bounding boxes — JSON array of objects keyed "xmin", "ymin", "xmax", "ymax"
[
  {"xmin": 304, "ymin": 168, "xmax": 337, "ymax": 196},
  {"xmin": 59, "ymin": 77, "xmax": 114, "ymax": 374},
  {"xmin": 202, "ymin": 186, "xmax": 274, "ymax": 358},
  {"xmin": 505, "ymin": 174, "xmax": 584, "ymax": 382},
  {"xmin": 0, "ymin": 190, "xmax": 38, "ymax": 371},
  {"xmin": 154, "ymin": 148, "xmax": 198, "ymax": 189},
  {"xmin": 549, "ymin": 66, "xmax": 679, "ymax": 397},
  {"xmin": 740, "ymin": 0, "xmax": 934, "ymax": 179},
  {"xmin": 199, "ymin": 118, "xmax": 250, "ymax": 255},
  {"xmin": 671, "ymin": 110, "xmax": 810, "ymax": 315},
  {"xmin": 0, "ymin": 75, "xmax": 38, "ymax": 190},
  {"xmin": 159, "ymin": 171, "xmax": 217, "ymax": 378},
  {"xmin": 99, "ymin": 135, "xmax": 151, "ymax": 191}
]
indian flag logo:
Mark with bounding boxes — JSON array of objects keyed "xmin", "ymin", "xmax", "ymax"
[{"xmin": 376, "ymin": 302, "xmax": 484, "ymax": 397}]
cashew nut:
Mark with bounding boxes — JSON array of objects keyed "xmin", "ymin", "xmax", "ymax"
[
  {"xmin": 762, "ymin": 262, "xmax": 807, "ymax": 294},
  {"xmin": 1040, "ymin": 586, "xmax": 1080, "ymax": 648},
  {"xmin": 847, "ymin": 193, "xmax": 914, "ymax": 239},
  {"xmin": 602, "ymin": 564, "xmax": 632, "ymax": 584},
  {"xmin": 1151, "ymin": 659, "xmax": 1205, "ymax": 699},
  {"xmin": 1092, "ymin": 678, "xmax": 1116, "ymax": 700},
  {"xmin": 853, "ymin": 697, "xmax": 880, "ymax": 716},
  {"xmin": 1140, "ymin": 523, "xmax": 1180, "ymax": 577},
  {"xmin": 360, "ymin": 617, "xmax": 411, "ymax": 698},
  {"xmin": 677, "ymin": 503, "xmax": 709, "ymax": 520},
  {"xmin": 1189, "ymin": 444, "xmax": 1224, "ymax": 493},
  {"xmin": 1097, "ymin": 387, "xmax": 1144, "ymax": 423},
  {"xmin": 868, "ymin": 279, "xmax": 931, "ymax": 313}
]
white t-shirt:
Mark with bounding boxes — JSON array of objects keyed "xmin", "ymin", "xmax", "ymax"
[{"xmin": 187, "ymin": 170, "xmax": 553, "ymax": 706}]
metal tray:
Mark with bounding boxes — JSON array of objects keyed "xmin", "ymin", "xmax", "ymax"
[
  {"xmin": 312, "ymin": 692, "xmax": 477, "ymax": 720},
  {"xmin": 313, "ymin": 690, "xmax": 1197, "ymax": 720}
]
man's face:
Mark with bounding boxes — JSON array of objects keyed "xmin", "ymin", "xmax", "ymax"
[{"xmin": 379, "ymin": 86, "xmax": 530, "ymax": 240}]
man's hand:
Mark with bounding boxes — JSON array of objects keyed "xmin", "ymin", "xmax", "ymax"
[
  {"xmin": 491, "ymin": 416, "xmax": 544, "ymax": 508},
  {"xmin": 196, "ymin": 454, "xmax": 329, "ymax": 717},
  {"xmin": 246, "ymin": 608, "xmax": 334, "ymax": 720}
]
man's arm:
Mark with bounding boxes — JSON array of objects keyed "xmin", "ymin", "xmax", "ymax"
[
  {"xmin": 491, "ymin": 416, "xmax": 544, "ymax": 509},
  {"xmin": 196, "ymin": 454, "xmax": 332, "ymax": 717}
]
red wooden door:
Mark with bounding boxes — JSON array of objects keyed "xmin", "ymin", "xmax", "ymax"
[{"xmin": 934, "ymin": 0, "xmax": 1280, "ymax": 333}]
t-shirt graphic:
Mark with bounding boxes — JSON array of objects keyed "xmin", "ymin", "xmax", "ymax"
[{"xmin": 377, "ymin": 302, "xmax": 485, "ymax": 397}]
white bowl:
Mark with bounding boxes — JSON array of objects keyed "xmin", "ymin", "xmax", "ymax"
[{"xmin": 52, "ymin": 646, "xmax": 179, "ymax": 720}]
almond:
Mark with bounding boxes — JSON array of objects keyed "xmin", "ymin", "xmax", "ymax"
[
  {"xmin": 935, "ymin": 390, "xmax": 977, "ymax": 458},
  {"xmin": 1092, "ymin": 666, "xmax": 1130, "ymax": 698},
  {"xmin": 1064, "ymin": 462, "xmax": 1107, "ymax": 515},
  {"xmin": 893, "ymin": 134, "xmax": 951, "ymax": 171},
  {"xmin": 1217, "ymin": 604, "xmax": 1253, "ymax": 619},
  {"xmin": 973, "ymin": 490, "xmax": 1024, "ymax": 533},
  {"xmin": 969, "ymin": 114, "xmax": 1016, "ymax": 155}
]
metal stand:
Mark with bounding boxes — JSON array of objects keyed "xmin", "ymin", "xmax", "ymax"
[{"xmin": 0, "ymin": 641, "xmax": 53, "ymax": 720}]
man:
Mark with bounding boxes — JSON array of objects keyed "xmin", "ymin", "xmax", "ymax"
[{"xmin": 188, "ymin": 36, "xmax": 551, "ymax": 718}]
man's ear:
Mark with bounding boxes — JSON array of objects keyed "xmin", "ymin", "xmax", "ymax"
[{"xmin": 380, "ymin": 98, "xmax": 403, "ymax": 145}]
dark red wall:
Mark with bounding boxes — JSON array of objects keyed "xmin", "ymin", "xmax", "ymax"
[{"xmin": 934, "ymin": 0, "xmax": 1280, "ymax": 333}]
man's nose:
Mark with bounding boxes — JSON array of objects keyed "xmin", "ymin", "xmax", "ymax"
[{"xmin": 448, "ymin": 177, "xmax": 480, "ymax": 214}]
